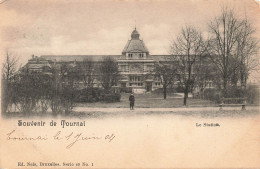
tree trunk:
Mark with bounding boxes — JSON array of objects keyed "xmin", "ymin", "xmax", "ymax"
[
  {"xmin": 223, "ymin": 74, "xmax": 228, "ymax": 97},
  {"xmin": 183, "ymin": 84, "xmax": 189, "ymax": 106},
  {"xmin": 244, "ymin": 74, "xmax": 248, "ymax": 89},
  {"xmin": 184, "ymin": 66, "xmax": 192, "ymax": 106},
  {"xmin": 163, "ymin": 86, "xmax": 167, "ymax": 99}
]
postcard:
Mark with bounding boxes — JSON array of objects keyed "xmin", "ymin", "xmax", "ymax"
[{"xmin": 1, "ymin": 0, "xmax": 260, "ymax": 168}]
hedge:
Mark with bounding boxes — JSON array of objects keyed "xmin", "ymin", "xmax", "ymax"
[{"xmin": 75, "ymin": 88, "xmax": 121, "ymax": 103}]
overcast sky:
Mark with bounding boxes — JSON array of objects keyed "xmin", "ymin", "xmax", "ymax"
[{"xmin": 0, "ymin": 0, "xmax": 260, "ymax": 68}]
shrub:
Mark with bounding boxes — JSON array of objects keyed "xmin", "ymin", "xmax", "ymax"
[
  {"xmin": 245, "ymin": 85, "xmax": 259, "ymax": 104},
  {"xmin": 203, "ymin": 85, "xmax": 259, "ymax": 105},
  {"xmin": 61, "ymin": 86, "xmax": 77, "ymax": 115},
  {"xmin": 226, "ymin": 87, "xmax": 245, "ymax": 98},
  {"xmin": 1, "ymin": 79, "xmax": 8, "ymax": 114},
  {"xmin": 120, "ymin": 87, "xmax": 132, "ymax": 93},
  {"xmin": 175, "ymin": 85, "xmax": 185, "ymax": 93},
  {"xmin": 71, "ymin": 87, "xmax": 122, "ymax": 103},
  {"xmin": 203, "ymin": 88, "xmax": 222, "ymax": 103},
  {"xmin": 75, "ymin": 87, "xmax": 105, "ymax": 103},
  {"xmin": 11, "ymin": 72, "xmax": 43, "ymax": 115},
  {"xmin": 224, "ymin": 86, "xmax": 259, "ymax": 104},
  {"xmin": 103, "ymin": 93, "xmax": 121, "ymax": 103}
]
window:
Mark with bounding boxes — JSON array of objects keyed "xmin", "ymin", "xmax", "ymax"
[
  {"xmin": 130, "ymin": 76, "xmax": 141, "ymax": 82},
  {"xmin": 129, "ymin": 83, "xmax": 143, "ymax": 86},
  {"xmin": 128, "ymin": 53, "xmax": 133, "ymax": 58},
  {"xmin": 139, "ymin": 53, "xmax": 144, "ymax": 58}
]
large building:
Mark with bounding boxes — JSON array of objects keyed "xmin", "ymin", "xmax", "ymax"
[
  {"xmin": 25, "ymin": 28, "xmax": 214, "ymax": 93},
  {"xmin": 25, "ymin": 28, "xmax": 171, "ymax": 93},
  {"xmin": 117, "ymin": 28, "xmax": 164, "ymax": 93}
]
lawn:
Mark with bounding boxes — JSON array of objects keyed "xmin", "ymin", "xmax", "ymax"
[{"xmin": 76, "ymin": 92, "xmax": 216, "ymax": 108}]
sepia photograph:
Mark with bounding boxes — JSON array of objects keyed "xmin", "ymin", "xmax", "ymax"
[{"xmin": 0, "ymin": 0, "xmax": 260, "ymax": 168}]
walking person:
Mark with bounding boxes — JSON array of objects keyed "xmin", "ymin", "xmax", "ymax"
[{"xmin": 129, "ymin": 93, "xmax": 135, "ymax": 110}]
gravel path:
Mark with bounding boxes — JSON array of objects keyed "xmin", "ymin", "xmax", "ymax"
[{"xmin": 74, "ymin": 106, "xmax": 259, "ymax": 112}]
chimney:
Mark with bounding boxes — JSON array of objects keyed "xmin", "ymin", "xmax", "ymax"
[{"xmin": 32, "ymin": 54, "xmax": 35, "ymax": 59}]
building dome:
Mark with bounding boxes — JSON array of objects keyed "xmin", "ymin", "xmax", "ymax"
[
  {"xmin": 131, "ymin": 28, "xmax": 140, "ymax": 39},
  {"xmin": 122, "ymin": 27, "xmax": 149, "ymax": 54}
]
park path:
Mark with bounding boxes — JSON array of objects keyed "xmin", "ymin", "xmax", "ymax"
[{"xmin": 74, "ymin": 106, "xmax": 259, "ymax": 112}]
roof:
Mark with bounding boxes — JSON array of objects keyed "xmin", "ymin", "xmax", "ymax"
[
  {"xmin": 26, "ymin": 57, "xmax": 52, "ymax": 70},
  {"xmin": 122, "ymin": 39, "xmax": 149, "ymax": 54},
  {"xmin": 39, "ymin": 55, "xmax": 180, "ymax": 62},
  {"xmin": 27, "ymin": 64, "xmax": 47, "ymax": 69},
  {"xmin": 122, "ymin": 28, "xmax": 149, "ymax": 54},
  {"xmin": 40, "ymin": 55, "xmax": 122, "ymax": 62},
  {"xmin": 151, "ymin": 55, "xmax": 199, "ymax": 62},
  {"xmin": 150, "ymin": 55, "xmax": 175, "ymax": 62}
]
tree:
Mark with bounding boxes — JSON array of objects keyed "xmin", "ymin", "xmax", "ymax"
[
  {"xmin": 11, "ymin": 69, "xmax": 46, "ymax": 116},
  {"xmin": 62, "ymin": 64, "xmax": 79, "ymax": 115},
  {"xmin": 50, "ymin": 63, "xmax": 78, "ymax": 116},
  {"xmin": 192, "ymin": 55, "xmax": 217, "ymax": 98},
  {"xmin": 1, "ymin": 51, "xmax": 18, "ymax": 114},
  {"xmin": 2, "ymin": 51, "xmax": 18, "ymax": 83},
  {"xmin": 80, "ymin": 58, "xmax": 95, "ymax": 88},
  {"xmin": 170, "ymin": 26, "xmax": 204, "ymax": 105},
  {"xmin": 206, "ymin": 8, "xmax": 241, "ymax": 95},
  {"xmin": 36, "ymin": 73, "xmax": 52, "ymax": 114},
  {"xmin": 153, "ymin": 62, "xmax": 177, "ymax": 99},
  {"xmin": 98, "ymin": 57, "xmax": 120, "ymax": 91},
  {"xmin": 205, "ymin": 7, "xmax": 259, "ymax": 96},
  {"xmin": 236, "ymin": 18, "xmax": 259, "ymax": 89},
  {"xmin": 50, "ymin": 64, "xmax": 63, "ymax": 115}
]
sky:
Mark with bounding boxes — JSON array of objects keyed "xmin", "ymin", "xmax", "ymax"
[{"xmin": 0, "ymin": 0, "xmax": 260, "ymax": 71}]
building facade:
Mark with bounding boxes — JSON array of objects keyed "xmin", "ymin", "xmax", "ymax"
[
  {"xmin": 25, "ymin": 28, "xmax": 171, "ymax": 93},
  {"xmin": 25, "ymin": 28, "xmax": 214, "ymax": 93},
  {"xmin": 118, "ymin": 28, "xmax": 159, "ymax": 93}
]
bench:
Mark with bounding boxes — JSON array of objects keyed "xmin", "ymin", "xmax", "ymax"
[{"xmin": 219, "ymin": 98, "xmax": 247, "ymax": 110}]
